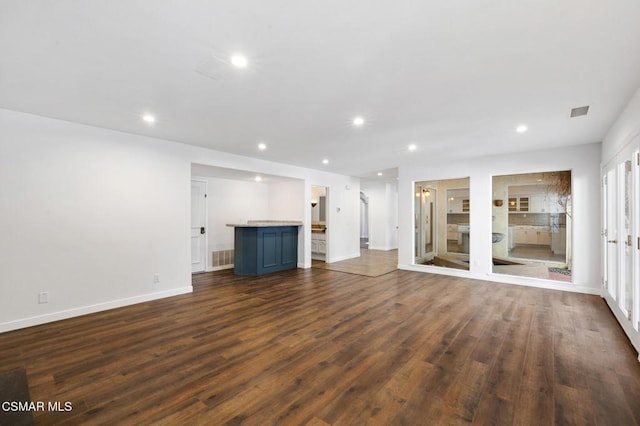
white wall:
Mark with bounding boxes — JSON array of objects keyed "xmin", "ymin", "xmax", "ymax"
[
  {"xmin": 0, "ymin": 109, "xmax": 359, "ymax": 332},
  {"xmin": 270, "ymin": 181, "xmax": 305, "ymax": 222},
  {"xmin": 361, "ymin": 180, "xmax": 399, "ymax": 251},
  {"xmin": 0, "ymin": 109, "xmax": 193, "ymax": 331},
  {"xmin": 602, "ymin": 87, "xmax": 640, "ymax": 163},
  {"xmin": 320, "ymin": 178, "xmax": 361, "ymax": 263},
  {"xmin": 268, "ymin": 180, "xmax": 306, "ymax": 266},
  {"xmin": 398, "ymin": 142, "xmax": 601, "ymax": 294}
]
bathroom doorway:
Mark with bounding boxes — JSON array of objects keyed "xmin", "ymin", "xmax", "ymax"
[{"xmin": 311, "ymin": 185, "xmax": 329, "ymax": 262}]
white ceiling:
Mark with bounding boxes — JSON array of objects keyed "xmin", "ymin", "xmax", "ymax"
[
  {"xmin": 2, "ymin": 1, "xmax": 640, "ymax": 177},
  {"xmin": 191, "ymin": 163, "xmax": 300, "ymax": 184}
]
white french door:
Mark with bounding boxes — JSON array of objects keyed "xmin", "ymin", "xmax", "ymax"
[
  {"xmin": 602, "ymin": 144, "xmax": 640, "ymax": 355},
  {"xmin": 191, "ymin": 179, "xmax": 207, "ymax": 273}
]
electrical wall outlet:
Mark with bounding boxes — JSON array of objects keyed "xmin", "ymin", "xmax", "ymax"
[
  {"xmin": 153, "ymin": 273, "xmax": 160, "ymax": 284},
  {"xmin": 38, "ymin": 292, "xmax": 48, "ymax": 304}
]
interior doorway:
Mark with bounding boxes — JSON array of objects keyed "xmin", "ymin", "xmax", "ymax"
[
  {"xmin": 311, "ymin": 185, "xmax": 329, "ymax": 262},
  {"xmin": 191, "ymin": 179, "xmax": 207, "ymax": 273}
]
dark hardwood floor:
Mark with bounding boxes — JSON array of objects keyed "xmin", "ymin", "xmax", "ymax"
[{"xmin": 1, "ymin": 268, "xmax": 639, "ymax": 425}]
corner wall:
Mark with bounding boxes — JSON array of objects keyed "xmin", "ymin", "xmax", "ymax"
[
  {"xmin": 602, "ymin": 88, "xmax": 640, "ymax": 163},
  {"xmin": 0, "ymin": 109, "xmax": 193, "ymax": 331}
]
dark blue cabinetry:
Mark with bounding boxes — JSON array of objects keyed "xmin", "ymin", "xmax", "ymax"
[{"xmin": 233, "ymin": 226, "xmax": 299, "ymax": 275}]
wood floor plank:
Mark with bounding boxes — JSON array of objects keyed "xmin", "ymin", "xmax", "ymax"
[
  {"xmin": 0, "ymin": 264, "xmax": 638, "ymax": 424},
  {"xmin": 512, "ymin": 307, "xmax": 555, "ymax": 425}
]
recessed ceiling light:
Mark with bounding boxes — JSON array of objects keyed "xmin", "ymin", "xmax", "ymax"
[
  {"xmin": 255, "ymin": 176, "xmax": 262, "ymax": 182},
  {"xmin": 408, "ymin": 144, "xmax": 417, "ymax": 151},
  {"xmin": 377, "ymin": 172, "xmax": 383, "ymax": 176},
  {"xmin": 322, "ymin": 159, "xmax": 329, "ymax": 164},
  {"xmin": 353, "ymin": 116, "xmax": 365, "ymax": 127},
  {"xmin": 230, "ymin": 54, "xmax": 248, "ymax": 68},
  {"xmin": 142, "ymin": 114, "xmax": 155, "ymax": 124},
  {"xmin": 258, "ymin": 142, "xmax": 267, "ymax": 150},
  {"xmin": 516, "ymin": 125, "xmax": 528, "ymax": 133}
]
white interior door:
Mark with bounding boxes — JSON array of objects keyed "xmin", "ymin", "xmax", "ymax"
[
  {"xmin": 191, "ymin": 179, "xmax": 207, "ymax": 273},
  {"xmin": 603, "ymin": 161, "xmax": 618, "ymax": 302},
  {"xmin": 620, "ymin": 155, "xmax": 633, "ymax": 317},
  {"xmin": 602, "ymin": 146, "xmax": 640, "ymax": 356}
]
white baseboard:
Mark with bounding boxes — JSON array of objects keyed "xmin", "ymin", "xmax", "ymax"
[
  {"xmin": 398, "ymin": 264, "xmax": 600, "ymax": 295},
  {"xmin": 327, "ymin": 252, "xmax": 360, "ymax": 263},
  {"xmin": 603, "ymin": 297, "xmax": 640, "ymax": 356},
  {"xmin": 0, "ymin": 286, "xmax": 193, "ymax": 333},
  {"xmin": 367, "ymin": 245, "xmax": 397, "ymax": 251},
  {"xmin": 205, "ymin": 264, "xmax": 234, "ymax": 272}
]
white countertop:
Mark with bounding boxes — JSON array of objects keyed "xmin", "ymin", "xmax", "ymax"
[{"xmin": 226, "ymin": 220, "xmax": 303, "ymax": 227}]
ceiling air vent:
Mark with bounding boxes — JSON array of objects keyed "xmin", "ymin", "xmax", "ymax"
[{"xmin": 570, "ymin": 105, "xmax": 589, "ymax": 118}]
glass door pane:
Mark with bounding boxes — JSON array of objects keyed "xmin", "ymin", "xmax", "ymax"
[
  {"xmin": 414, "ymin": 178, "xmax": 470, "ymax": 270},
  {"xmin": 635, "ymin": 150, "xmax": 640, "ymax": 331},
  {"xmin": 415, "ymin": 185, "xmax": 435, "ymax": 262},
  {"xmin": 622, "ymin": 160, "xmax": 633, "ymax": 316},
  {"xmin": 634, "ymin": 150, "xmax": 640, "ymax": 331},
  {"xmin": 606, "ymin": 167, "xmax": 617, "ymax": 300}
]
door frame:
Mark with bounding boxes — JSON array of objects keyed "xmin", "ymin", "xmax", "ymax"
[
  {"xmin": 191, "ymin": 178, "xmax": 208, "ymax": 274},
  {"xmin": 414, "ymin": 184, "xmax": 436, "ymax": 263},
  {"xmin": 311, "ymin": 185, "xmax": 330, "ymax": 262},
  {"xmin": 602, "ymin": 145, "xmax": 640, "ymax": 357}
]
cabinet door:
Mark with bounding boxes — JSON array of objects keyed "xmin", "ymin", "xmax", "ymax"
[
  {"xmin": 530, "ymin": 195, "xmax": 547, "ymax": 213},
  {"xmin": 538, "ymin": 231, "xmax": 551, "ymax": 245},
  {"xmin": 529, "ymin": 195, "xmax": 540, "ymax": 213},
  {"xmin": 514, "ymin": 228, "xmax": 527, "ymax": 244},
  {"xmin": 447, "ymin": 225, "xmax": 457, "ymax": 240},
  {"xmin": 448, "ymin": 198, "xmax": 463, "ymax": 213},
  {"xmin": 525, "ymin": 229, "xmax": 538, "ymax": 244},
  {"xmin": 311, "ymin": 240, "xmax": 318, "ymax": 253}
]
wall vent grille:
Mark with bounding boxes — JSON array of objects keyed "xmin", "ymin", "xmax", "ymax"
[{"xmin": 570, "ymin": 105, "xmax": 589, "ymax": 117}]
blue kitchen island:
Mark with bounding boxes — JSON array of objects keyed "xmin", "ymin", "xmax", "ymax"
[{"xmin": 226, "ymin": 221, "xmax": 302, "ymax": 276}]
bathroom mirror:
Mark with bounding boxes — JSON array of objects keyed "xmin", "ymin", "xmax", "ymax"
[{"xmin": 492, "ymin": 171, "xmax": 572, "ymax": 282}]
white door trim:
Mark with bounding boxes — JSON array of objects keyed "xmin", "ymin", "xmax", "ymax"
[{"xmin": 191, "ymin": 178, "xmax": 207, "ymax": 274}]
